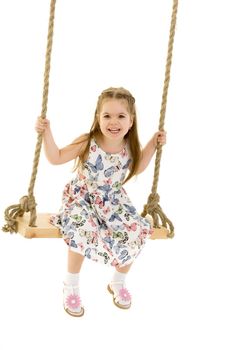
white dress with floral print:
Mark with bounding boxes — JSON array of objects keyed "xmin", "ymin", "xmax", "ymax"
[{"xmin": 51, "ymin": 138, "xmax": 152, "ymax": 267}]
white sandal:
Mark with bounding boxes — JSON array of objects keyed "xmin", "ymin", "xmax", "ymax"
[
  {"xmin": 107, "ymin": 281, "xmax": 132, "ymax": 309},
  {"xmin": 63, "ymin": 284, "xmax": 84, "ymax": 317}
]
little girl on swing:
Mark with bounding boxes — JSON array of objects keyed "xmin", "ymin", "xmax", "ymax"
[{"xmin": 35, "ymin": 87, "xmax": 166, "ymax": 317}]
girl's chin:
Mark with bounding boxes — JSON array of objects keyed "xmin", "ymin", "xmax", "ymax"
[
  {"xmin": 101, "ymin": 129, "xmax": 127, "ymax": 139},
  {"xmin": 106, "ymin": 130, "xmax": 122, "ymax": 137}
]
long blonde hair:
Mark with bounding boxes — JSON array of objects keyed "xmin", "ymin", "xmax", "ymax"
[{"xmin": 73, "ymin": 87, "xmax": 142, "ymax": 183}]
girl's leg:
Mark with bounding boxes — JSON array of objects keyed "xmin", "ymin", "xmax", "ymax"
[
  {"xmin": 113, "ymin": 263, "xmax": 132, "ymax": 285},
  {"xmin": 109, "ymin": 263, "xmax": 133, "ymax": 309},
  {"xmin": 116, "ymin": 263, "xmax": 132, "ymax": 274},
  {"xmin": 63, "ymin": 249, "xmax": 85, "ymax": 317},
  {"xmin": 68, "ymin": 249, "xmax": 85, "ymax": 273}
]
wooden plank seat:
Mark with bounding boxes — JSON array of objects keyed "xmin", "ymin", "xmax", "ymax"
[
  {"xmin": 17, "ymin": 213, "xmax": 61, "ymax": 238},
  {"xmin": 16, "ymin": 213, "xmax": 169, "ymax": 239}
]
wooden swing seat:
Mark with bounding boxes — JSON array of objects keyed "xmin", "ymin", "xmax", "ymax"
[
  {"xmin": 17, "ymin": 213, "xmax": 169, "ymax": 239},
  {"xmin": 17, "ymin": 213, "xmax": 61, "ymax": 238}
]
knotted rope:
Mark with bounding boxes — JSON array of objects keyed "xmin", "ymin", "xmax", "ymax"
[
  {"xmin": 2, "ymin": 0, "xmax": 57, "ymax": 233},
  {"xmin": 141, "ymin": 0, "xmax": 179, "ymax": 238}
]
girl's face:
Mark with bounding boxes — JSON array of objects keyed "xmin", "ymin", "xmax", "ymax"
[{"xmin": 98, "ymin": 98, "xmax": 133, "ymax": 141}]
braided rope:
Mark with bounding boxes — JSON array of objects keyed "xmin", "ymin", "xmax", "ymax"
[
  {"xmin": 2, "ymin": 0, "xmax": 57, "ymax": 233},
  {"xmin": 141, "ymin": 0, "xmax": 179, "ymax": 238}
]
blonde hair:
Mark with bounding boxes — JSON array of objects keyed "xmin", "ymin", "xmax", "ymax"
[{"xmin": 73, "ymin": 87, "xmax": 141, "ymax": 183}]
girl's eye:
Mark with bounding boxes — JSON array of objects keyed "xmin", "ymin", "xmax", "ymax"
[
  {"xmin": 119, "ymin": 115, "xmax": 126, "ymax": 119},
  {"xmin": 103, "ymin": 115, "xmax": 110, "ymax": 118}
]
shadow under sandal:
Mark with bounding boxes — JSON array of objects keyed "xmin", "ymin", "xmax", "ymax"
[
  {"xmin": 63, "ymin": 284, "xmax": 84, "ymax": 317},
  {"xmin": 107, "ymin": 281, "xmax": 132, "ymax": 309}
]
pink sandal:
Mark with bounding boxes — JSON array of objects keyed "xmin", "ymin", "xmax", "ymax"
[
  {"xmin": 63, "ymin": 284, "xmax": 84, "ymax": 317},
  {"xmin": 107, "ymin": 282, "xmax": 132, "ymax": 309}
]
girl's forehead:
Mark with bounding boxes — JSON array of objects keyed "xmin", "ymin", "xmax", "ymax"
[{"xmin": 100, "ymin": 98, "xmax": 129, "ymax": 113}]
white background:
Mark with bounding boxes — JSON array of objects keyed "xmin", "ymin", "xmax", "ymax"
[{"xmin": 0, "ymin": 0, "xmax": 233, "ymax": 349}]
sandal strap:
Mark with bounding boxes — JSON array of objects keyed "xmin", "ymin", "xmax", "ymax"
[
  {"xmin": 110, "ymin": 281, "xmax": 125, "ymax": 286},
  {"xmin": 63, "ymin": 283, "xmax": 80, "ymax": 291}
]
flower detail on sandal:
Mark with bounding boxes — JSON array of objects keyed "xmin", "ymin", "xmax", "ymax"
[
  {"xmin": 119, "ymin": 287, "xmax": 131, "ymax": 302},
  {"xmin": 107, "ymin": 282, "xmax": 132, "ymax": 309},
  {"xmin": 65, "ymin": 294, "xmax": 81, "ymax": 309},
  {"xmin": 63, "ymin": 284, "xmax": 84, "ymax": 317}
]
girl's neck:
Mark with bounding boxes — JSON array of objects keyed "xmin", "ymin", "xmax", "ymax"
[{"xmin": 96, "ymin": 135, "xmax": 126, "ymax": 154}]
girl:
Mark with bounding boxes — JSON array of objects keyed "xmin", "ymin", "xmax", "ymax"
[{"xmin": 35, "ymin": 87, "xmax": 166, "ymax": 317}]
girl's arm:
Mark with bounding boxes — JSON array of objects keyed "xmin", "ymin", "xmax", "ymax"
[
  {"xmin": 136, "ymin": 131, "xmax": 166, "ymax": 174},
  {"xmin": 35, "ymin": 117, "xmax": 87, "ymax": 165}
]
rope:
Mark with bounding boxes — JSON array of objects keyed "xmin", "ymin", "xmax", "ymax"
[
  {"xmin": 141, "ymin": 0, "xmax": 179, "ymax": 238},
  {"xmin": 2, "ymin": 0, "xmax": 57, "ymax": 233}
]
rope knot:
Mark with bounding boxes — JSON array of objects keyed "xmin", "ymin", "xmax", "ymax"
[
  {"xmin": 20, "ymin": 196, "xmax": 36, "ymax": 212},
  {"xmin": 147, "ymin": 193, "xmax": 160, "ymax": 211}
]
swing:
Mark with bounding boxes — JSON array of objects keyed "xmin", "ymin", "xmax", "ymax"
[{"xmin": 2, "ymin": 0, "xmax": 178, "ymax": 240}]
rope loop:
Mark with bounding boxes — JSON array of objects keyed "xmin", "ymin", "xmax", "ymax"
[
  {"xmin": 2, "ymin": 195, "xmax": 37, "ymax": 233},
  {"xmin": 2, "ymin": 204, "xmax": 23, "ymax": 233}
]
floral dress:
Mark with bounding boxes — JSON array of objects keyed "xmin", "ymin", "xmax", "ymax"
[{"xmin": 51, "ymin": 138, "xmax": 153, "ymax": 267}]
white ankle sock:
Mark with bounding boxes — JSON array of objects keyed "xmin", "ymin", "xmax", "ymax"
[
  {"xmin": 112, "ymin": 271, "xmax": 127, "ymax": 284},
  {"xmin": 111, "ymin": 271, "xmax": 127, "ymax": 294},
  {"xmin": 65, "ymin": 272, "xmax": 80, "ymax": 286}
]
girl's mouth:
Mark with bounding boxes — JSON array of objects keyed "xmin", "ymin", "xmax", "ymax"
[{"xmin": 108, "ymin": 128, "xmax": 121, "ymax": 134}]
